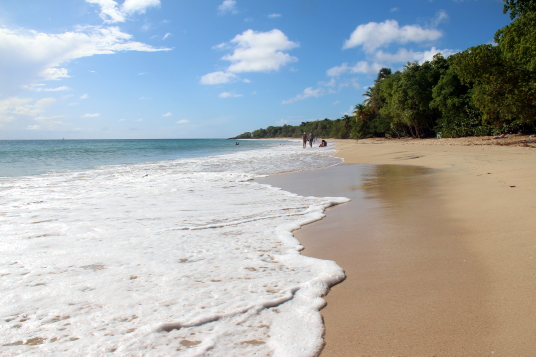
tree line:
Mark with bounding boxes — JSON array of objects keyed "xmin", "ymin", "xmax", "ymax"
[{"xmin": 234, "ymin": 0, "xmax": 535, "ymax": 140}]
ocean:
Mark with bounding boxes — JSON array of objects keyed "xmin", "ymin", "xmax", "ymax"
[{"xmin": 0, "ymin": 139, "xmax": 348, "ymax": 356}]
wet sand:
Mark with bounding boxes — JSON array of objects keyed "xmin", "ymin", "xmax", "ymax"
[{"xmin": 257, "ymin": 138, "xmax": 536, "ymax": 356}]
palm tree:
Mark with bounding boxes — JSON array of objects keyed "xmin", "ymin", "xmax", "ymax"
[
  {"xmin": 354, "ymin": 104, "xmax": 370, "ymax": 122},
  {"xmin": 375, "ymin": 67, "xmax": 392, "ymax": 83},
  {"xmin": 362, "ymin": 88, "xmax": 373, "ymax": 106}
]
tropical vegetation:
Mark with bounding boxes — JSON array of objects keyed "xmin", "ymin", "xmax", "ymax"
[{"xmin": 234, "ymin": 0, "xmax": 535, "ymax": 139}]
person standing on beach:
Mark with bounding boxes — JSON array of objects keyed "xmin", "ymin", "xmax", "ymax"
[
  {"xmin": 302, "ymin": 132, "xmax": 307, "ymax": 149},
  {"xmin": 309, "ymin": 131, "xmax": 315, "ymax": 148}
]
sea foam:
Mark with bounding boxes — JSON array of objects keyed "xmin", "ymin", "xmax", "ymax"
[{"xmin": 0, "ymin": 143, "xmax": 348, "ymax": 356}]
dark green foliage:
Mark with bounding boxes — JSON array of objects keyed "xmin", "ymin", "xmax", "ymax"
[
  {"xmin": 379, "ymin": 57, "xmax": 446, "ymax": 138},
  {"xmin": 451, "ymin": 9, "xmax": 536, "ymax": 130},
  {"xmin": 234, "ymin": 1, "xmax": 535, "ymax": 140},
  {"xmin": 503, "ymin": 0, "xmax": 536, "ymax": 19}
]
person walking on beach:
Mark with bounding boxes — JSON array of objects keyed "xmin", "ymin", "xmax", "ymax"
[
  {"xmin": 302, "ymin": 132, "xmax": 307, "ymax": 149},
  {"xmin": 308, "ymin": 131, "xmax": 315, "ymax": 148}
]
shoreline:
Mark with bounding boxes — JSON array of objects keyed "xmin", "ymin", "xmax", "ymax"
[{"xmin": 259, "ymin": 138, "xmax": 536, "ymax": 356}]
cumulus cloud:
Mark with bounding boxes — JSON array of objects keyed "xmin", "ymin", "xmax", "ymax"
[
  {"xmin": 122, "ymin": 0, "xmax": 160, "ymax": 14},
  {"xmin": 222, "ymin": 29, "xmax": 298, "ymax": 73},
  {"xmin": 218, "ymin": 0, "xmax": 237, "ymax": 15},
  {"xmin": 200, "ymin": 71, "xmax": 238, "ymax": 85},
  {"xmin": 343, "ymin": 19, "xmax": 442, "ymax": 52},
  {"xmin": 40, "ymin": 68, "xmax": 70, "ymax": 80},
  {"xmin": 82, "ymin": 113, "xmax": 101, "ymax": 117},
  {"xmin": 0, "ymin": 26, "xmax": 170, "ymax": 96},
  {"xmin": 86, "ymin": 0, "xmax": 161, "ymax": 23},
  {"xmin": 219, "ymin": 92, "xmax": 243, "ymax": 98},
  {"xmin": 0, "ymin": 97, "xmax": 56, "ymax": 125},
  {"xmin": 282, "ymin": 87, "xmax": 324, "ymax": 104},
  {"xmin": 162, "ymin": 112, "xmax": 172, "ymax": 117},
  {"xmin": 200, "ymin": 29, "xmax": 298, "ymax": 85},
  {"xmin": 374, "ymin": 47, "xmax": 458, "ymax": 64},
  {"xmin": 326, "ymin": 61, "xmax": 383, "ymax": 77},
  {"xmin": 176, "ymin": 119, "xmax": 189, "ymax": 124}
]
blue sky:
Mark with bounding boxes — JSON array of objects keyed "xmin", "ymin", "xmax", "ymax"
[{"xmin": 0, "ymin": 0, "xmax": 511, "ymax": 139}]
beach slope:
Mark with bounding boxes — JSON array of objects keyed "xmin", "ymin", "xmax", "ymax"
[{"xmin": 259, "ymin": 137, "xmax": 536, "ymax": 356}]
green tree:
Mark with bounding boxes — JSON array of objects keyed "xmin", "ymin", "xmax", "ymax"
[
  {"xmin": 368, "ymin": 68, "xmax": 392, "ymax": 114},
  {"xmin": 380, "ymin": 56, "xmax": 445, "ymax": 138},
  {"xmin": 503, "ymin": 0, "xmax": 536, "ymax": 19}
]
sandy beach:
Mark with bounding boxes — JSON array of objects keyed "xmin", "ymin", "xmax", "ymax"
[{"xmin": 258, "ymin": 137, "xmax": 536, "ymax": 356}]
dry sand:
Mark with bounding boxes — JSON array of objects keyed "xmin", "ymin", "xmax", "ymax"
[{"xmin": 258, "ymin": 137, "xmax": 536, "ymax": 357}]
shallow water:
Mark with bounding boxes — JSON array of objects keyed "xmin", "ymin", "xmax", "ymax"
[
  {"xmin": 0, "ymin": 139, "xmax": 287, "ymax": 177},
  {"xmin": 0, "ymin": 141, "xmax": 347, "ymax": 356}
]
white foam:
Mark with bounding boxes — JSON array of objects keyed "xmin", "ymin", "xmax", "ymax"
[{"xmin": 0, "ymin": 144, "xmax": 347, "ymax": 356}]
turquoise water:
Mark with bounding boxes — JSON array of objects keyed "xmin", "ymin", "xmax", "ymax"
[{"xmin": 0, "ymin": 139, "xmax": 289, "ymax": 177}]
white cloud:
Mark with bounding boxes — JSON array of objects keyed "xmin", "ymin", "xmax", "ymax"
[
  {"xmin": 390, "ymin": 7, "xmax": 399, "ymax": 12},
  {"xmin": 268, "ymin": 14, "xmax": 281, "ymax": 19},
  {"xmin": 33, "ymin": 115, "xmax": 68, "ymax": 128},
  {"xmin": 82, "ymin": 113, "xmax": 101, "ymax": 117},
  {"xmin": 242, "ymin": 78, "xmax": 251, "ymax": 83},
  {"xmin": 162, "ymin": 112, "xmax": 172, "ymax": 117},
  {"xmin": 0, "ymin": 97, "xmax": 56, "ymax": 125},
  {"xmin": 86, "ymin": 0, "xmax": 125, "ymax": 23},
  {"xmin": 80, "ymin": 94, "xmax": 89, "ymax": 99},
  {"xmin": 374, "ymin": 47, "xmax": 458, "ymax": 64},
  {"xmin": 327, "ymin": 61, "xmax": 383, "ymax": 77},
  {"xmin": 33, "ymin": 86, "xmax": 71, "ymax": 92},
  {"xmin": 176, "ymin": 119, "xmax": 189, "ymax": 124},
  {"xmin": 213, "ymin": 33, "xmax": 300, "ymax": 84},
  {"xmin": 27, "ymin": 125, "xmax": 41, "ymax": 130},
  {"xmin": 319, "ymin": 77, "xmax": 336, "ymax": 87},
  {"xmin": 200, "ymin": 71, "xmax": 238, "ymax": 85},
  {"xmin": 430, "ymin": 10, "xmax": 449, "ymax": 28},
  {"xmin": 219, "ymin": 92, "xmax": 243, "ymax": 98},
  {"xmin": 218, "ymin": 0, "xmax": 237, "ymax": 15},
  {"xmin": 343, "ymin": 19, "xmax": 442, "ymax": 52},
  {"xmin": 221, "ymin": 29, "xmax": 299, "ymax": 73},
  {"xmin": 282, "ymin": 87, "xmax": 324, "ymax": 104},
  {"xmin": 0, "ymin": 26, "xmax": 170, "ymax": 96},
  {"xmin": 122, "ymin": 0, "xmax": 160, "ymax": 14},
  {"xmin": 40, "ymin": 67, "xmax": 70, "ymax": 80},
  {"xmin": 86, "ymin": 0, "xmax": 161, "ymax": 23},
  {"xmin": 162, "ymin": 32, "xmax": 171, "ymax": 40}
]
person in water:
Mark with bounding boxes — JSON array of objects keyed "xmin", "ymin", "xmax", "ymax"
[
  {"xmin": 308, "ymin": 131, "xmax": 315, "ymax": 148},
  {"xmin": 319, "ymin": 139, "xmax": 327, "ymax": 147},
  {"xmin": 302, "ymin": 132, "xmax": 307, "ymax": 149}
]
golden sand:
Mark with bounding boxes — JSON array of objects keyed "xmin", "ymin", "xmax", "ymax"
[{"xmin": 258, "ymin": 137, "xmax": 536, "ymax": 356}]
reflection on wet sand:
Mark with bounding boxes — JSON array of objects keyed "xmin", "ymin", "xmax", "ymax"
[{"xmin": 259, "ymin": 163, "xmax": 492, "ymax": 357}]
